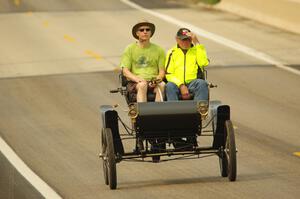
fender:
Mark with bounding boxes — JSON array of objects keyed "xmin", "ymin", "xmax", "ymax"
[
  {"xmin": 210, "ymin": 102, "xmax": 230, "ymax": 149},
  {"xmin": 100, "ymin": 105, "xmax": 124, "ymax": 155}
]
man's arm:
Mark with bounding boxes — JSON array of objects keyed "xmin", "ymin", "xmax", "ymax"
[
  {"xmin": 186, "ymin": 32, "xmax": 199, "ymax": 45},
  {"xmin": 195, "ymin": 45, "xmax": 209, "ymax": 68},
  {"xmin": 156, "ymin": 68, "xmax": 165, "ymax": 81},
  {"xmin": 165, "ymin": 49, "xmax": 184, "ymax": 86},
  {"xmin": 186, "ymin": 32, "xmax": 209, "ymax": 67},
  {"xmin": 122, "ymin": 67, "xmax": 145, "ymax": 83}
]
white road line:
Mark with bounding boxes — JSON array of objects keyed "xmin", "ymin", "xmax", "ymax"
[
  {"xmin": 286, "ymin": 0, "xmax": 300, "ymax": 4},
  {"xmin": 0, "ymin": 137, "xmax": 62, "ymax": 199},
  {"xmin": 121, "ymin": 0, "xmax": 300, "ymax": 76}
]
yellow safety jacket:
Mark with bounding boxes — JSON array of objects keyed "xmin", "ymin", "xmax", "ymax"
[{"xmin": 165, "ymin": 44, "xmax": 209, "ymax": 87}]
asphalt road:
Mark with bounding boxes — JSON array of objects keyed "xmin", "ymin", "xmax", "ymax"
[{"xmin": 0, "ymin": 0, "xmax": 300, "ymax": 198}]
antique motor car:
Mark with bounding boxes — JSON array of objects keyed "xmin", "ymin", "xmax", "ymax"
[{"xmin": 99, "ymin": 70, "xmax": 237, "ymax": 189}]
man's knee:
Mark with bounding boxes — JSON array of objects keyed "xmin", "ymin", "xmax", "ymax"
[
  {"xmin": 191, "ymin": 79, "xmax": 208, "ymax": 101},
  {"xmin": 193, "ymin": 79, "xmax": 207, "ymax": 88},
  {"xmin": 136, "ymin": 81, "xmax": 148, "ymax": 91},
  {"xmin": 166, "ymin": 82, "xmax": 178, "ymax": 90},
  {"xmin": 166, "ymin": 82, "xmax": 180, "ymax": 101}
]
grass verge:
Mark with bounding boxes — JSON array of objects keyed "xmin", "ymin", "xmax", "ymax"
[{"xmin": 198, "ymin": 0, "xmax": 220, "ymax": 5}]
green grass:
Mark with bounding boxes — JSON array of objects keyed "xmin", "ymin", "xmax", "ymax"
[{"xmin": 198, "ymin": 0, "xmax": 221, "ymax": 5}]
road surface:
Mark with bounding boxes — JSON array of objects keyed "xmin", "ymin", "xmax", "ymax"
[{"xmin": 0, "ymin": 0, "xmax": 300, "ymax": 198}]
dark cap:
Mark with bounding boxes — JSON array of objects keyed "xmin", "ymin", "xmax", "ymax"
[{"xmin": 176, "ymin": 28, "xmax": 191, "ymax": 40}]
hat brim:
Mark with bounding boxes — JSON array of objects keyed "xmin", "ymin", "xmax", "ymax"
[
  {"xmin": 177, "ymin": 35, "xmax": 191, "ymax": 40},
  {"xmin": 132, "ymin": 22, "xmax": 155, "ymax": 40}
]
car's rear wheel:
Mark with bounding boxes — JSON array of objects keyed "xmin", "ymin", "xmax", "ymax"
[
  {"xmin": 225, "ymin": 120, "xmax": 237, "ymax": 181},
  {"xmin": 103, "ymin": 128, "xmax": 117, "ymax": 189},
  {"xmin": 101, "ymin": 128, "xmax": 109, "ymax": 185},
  {"xmin": 219, "ymin": 149, "xmax": 228, "ymax": 177}
]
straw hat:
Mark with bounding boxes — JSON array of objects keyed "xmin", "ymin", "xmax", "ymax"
[{"xmin": 131, "ymin": 21, "xmax": 155, "ymax": 39}]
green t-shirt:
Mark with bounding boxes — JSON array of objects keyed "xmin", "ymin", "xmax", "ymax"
[{"xmin": 120, "ymin": 43, "xmax": 165, "ymax": 80}]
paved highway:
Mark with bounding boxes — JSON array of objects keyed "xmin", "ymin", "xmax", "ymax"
[{"xmin": 0, "ymin": 0, "xmax": 300, "ymax": 198}]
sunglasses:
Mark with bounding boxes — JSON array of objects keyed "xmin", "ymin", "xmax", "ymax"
[
  {"xmin": 181, "ymin": 38, "xmax": 191, "ymax": 41},
  {"xmin": 138, "ymin": 28, "xmax": 151, "ymax": 32}
]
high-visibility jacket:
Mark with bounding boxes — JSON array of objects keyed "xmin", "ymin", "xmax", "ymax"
[{"xmin": 165, "ymin": 44, "xmax": 209, "ymax": 87}]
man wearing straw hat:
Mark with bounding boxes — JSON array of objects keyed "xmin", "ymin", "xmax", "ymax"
[{"xmin": 120, "ymin": 21, "xmax": 166, "ymax": 102}]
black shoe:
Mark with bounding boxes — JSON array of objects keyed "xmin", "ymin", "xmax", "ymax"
[
  {"xmin": 138, "ymin": 139, "xmax": 144, "ymax": 151},
  {"xmin": 173, "ymin": 138, "xmax": 195, "ymax": 151},
  {"xmin": 150, "ymin": 139, "xmax": 166, "ymax": 163}
]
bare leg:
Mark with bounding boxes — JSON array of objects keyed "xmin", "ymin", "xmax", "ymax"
[
  {"xmin": 154, "ymin": 81, "xmax": 165, "ymax": 102},
  {"xmin": 136, "ymin": 81, "xmax": 148, "ymax": 102}
]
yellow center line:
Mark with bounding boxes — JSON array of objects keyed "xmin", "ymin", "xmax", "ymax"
[
  {"xmin": 293, "ymin": 152, "xmax": 300, "ymax": 157},
  {"xmin": 14, "ymin": 0, "xmax": 21, "ymax": 6},
  {"xmin": 85, "ymin": 50, "xmax": 102, "ymax": 60},
  {"xmin": 43, "ymin": 21, "xmax": 49, "ymax": 27},
  {"xmin": 64, "ymin": 35, "xmax": 76, "ymax": 43}
]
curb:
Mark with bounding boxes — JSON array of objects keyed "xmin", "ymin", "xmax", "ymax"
[{"xmin": 196, "ymin": 1, "xmax": 300, "ymax": 35}]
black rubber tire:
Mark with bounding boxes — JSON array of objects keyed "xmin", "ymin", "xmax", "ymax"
[
  {"xmin": 225, "ymin": 120, "xmax": 237, "ymax": 181},
  {"xmin": 219, "ymin": 150, "xmax": 228, "ymax": 177},
  {"xmin": 105, "ymin": 128, "xmax": 117, "ymax": 189},
  {"xmin": 101, "ymin": 129, "xmax": 109, "ymax": 185}
]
